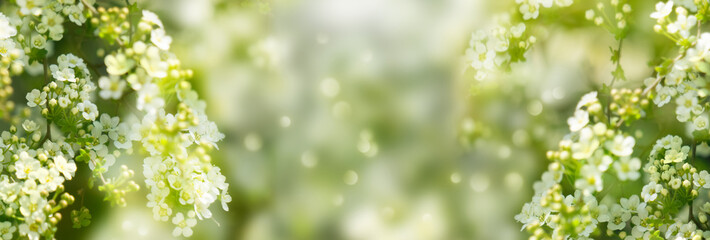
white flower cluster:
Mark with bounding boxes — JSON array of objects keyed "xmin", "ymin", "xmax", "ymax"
[
  {"xmin": 9, "ymin": 49, "xmax": 142, "ymax": 239},
  {"xmin": 0, "ymin": 0, "xmax": 99, "ymax": 122},
  {"xmin": 465, "ymin": 0, "xmax": 573, "ymax": 81},
  {"xmin": 0, "ymin": 139, "xmax": 77, "ymax": 239},
  {"xmin": 642, "ymin": 1, "xmax": 710, "ymax": 135},
  {"xmin": 649, "ymin": 135, "xmax": 691, "ymax": 165},
  {"xmin": 585, "ymin": 0, "xmax": 632, "ymax": 32},
  {"xmin": 628, "ymin": 135, "xmax": 710, "ymax": 239},
  {"xmin": 517, "ymin": 88, "xmax": 710, "ymax": 239},
  {"xmin": 646, "ymin": 41, "xmax": 710, "ymax": 134},
  {"xmin": 16, "ymin": 0, "xmax": 89, "ymax": 48},
  {"xmin": 570, "ymin": 89, "xmax": 648, "ymax": 129},
  {"xmin": 0, "ymin": 131, "xmax": 80, "ymax": 240},
  {"xmin": 516, "ymin": 0, "xmax": 572, "ymax": 20},
  {"xmin": 511, "ymin": 0, "xmax": 710, "ymax": 239},
  {"xmin": 89, "ymin": 7, "xmax": 229, "ymax": 237},
  {"xmin": 516, "ymin": 92, "xmax": 649, "ymax": 239},
  {"xmin": 0, "ymin": 1, "xmax": 230, "ymax": 239},
  {"xmin": 465, "ymin": 16, "xmax": 532, "ymax": 81},
  {"xmin": 563, "ymin": 92, "xmax": 640, "ymax": 192},
  {"xmin": 139, "ymin": 103, "xmax": 230, "ymax": 237},
  {"xmin": 641, "ymin": 136, "xmax": 693, "ymax": 205},
  {"xmin": 651, "ymin": 1, "xmax": 697, "ymax": 42},
  {"xmin": 30, "ymin": 53, "xmax": 99, "ymax": 120},
  {"xmin": 24, "ymin": 52, "xmax": 141, "ymax": 211},
  {"xmin": 515, "ymin": 93, "xmax": 710, "ymax": 239}
]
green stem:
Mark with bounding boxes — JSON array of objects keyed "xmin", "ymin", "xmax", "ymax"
[{"xmin": 607, "ymin": 38, "xmax": 623, "ymax": 126}]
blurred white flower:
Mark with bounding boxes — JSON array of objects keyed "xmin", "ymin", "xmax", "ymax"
[
  {"xmin": 0, "ymin": 13, "xmax": 16, "ymax": 40},
  {"xmin": 650, "ymin": 1, "xmax": 673, "ymax": 20},
  {"xmin": 605, "ymin": 135, "xmax": 635, "ymax": 157},
  {"xmin": 567, "ymin": 109, "xmax": 589, "ymax": 132}
]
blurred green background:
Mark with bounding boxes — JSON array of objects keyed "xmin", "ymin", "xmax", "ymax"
[{"xmin": 38, "ymin": 0, "xmax": 696, "ymax": 239}]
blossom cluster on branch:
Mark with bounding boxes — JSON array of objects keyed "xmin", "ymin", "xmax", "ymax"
[
  {"xmin": 0, "ymin": 0, "xmax": 229, "ymax": 239},
  {"xmin": 463, "ymin": 0, "xmax": 710, "ymax": 239},
  {"xmin": 464, "ymin": 0, "xmax": 572, "ymax": 81}
]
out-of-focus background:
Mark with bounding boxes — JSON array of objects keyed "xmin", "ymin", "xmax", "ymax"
[{"xmin": 69, "ymin": 0, "xmax": 674, "ymax": 239}]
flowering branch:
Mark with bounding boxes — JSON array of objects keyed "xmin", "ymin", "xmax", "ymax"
[
  {"xmin": 508, "ymin": 0, "xmax": 710, "ymax": 239},
  {"xmin": 0, "ymin": 0, "xmax": 230, "ymax": 239}
]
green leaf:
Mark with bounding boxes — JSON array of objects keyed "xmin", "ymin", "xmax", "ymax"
[
  {"xmin": 71, "ymin": 207, "xmax": 91, "ymax": 228},
  {"xmin": 28, "ymin": 48, "xmax": 47, "ymax": 65},
  {"xmin": 612, "ymin": 63, "xmax": 626, "ymax": 81},
  {"xmin": 649, "ymin": 230, "xmax": 664, "ymax": 240},
  {"xmin": 76, "ymin": 149, "xmax": 91, "ymax": 163},
  {"xmin": 609, "ymin": 47, "xmax": 620, "ymax": 63},
  {"xmin": 655, "ymin": 58, "xmax": 674, "ymax": 76},
  {"xmin": 128, "ymin": 3, "xmax": 142, "ymax": 26}
]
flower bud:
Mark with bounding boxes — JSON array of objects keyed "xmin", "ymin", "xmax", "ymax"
[
  {"xmin": 11, "ymin": 62, "xmax": 22, "ymax": 75},
  {"xmin": 138, "ymin": 22, "xmax": 151, "ymax": 32},
  {"xmin": 700, "ymin": 213, "xmax": 707, "ymax": 223},
  {"xmin": 559, "ymin": 151, "xmax": 569, "ymax": 160},
  {"xmin": 588, "ymin": 103, "xmax": 602, "ymax": 114}
]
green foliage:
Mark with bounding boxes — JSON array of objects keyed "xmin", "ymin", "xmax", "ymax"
[{"xmin": 71, "ymin": 207, "xmax": 91, "ymax": 229}]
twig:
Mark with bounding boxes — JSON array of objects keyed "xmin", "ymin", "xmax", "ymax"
[
  {"xmin": 81, "ymin": 0, "xmax": 98, "ymax": 14},
  {"xmin": 642, "ymin": 52, "xmax": 686, "ymax": 96},
  {"xmin": 37, "ymin": 58, "xmax": 52, "ymax": 147},
  {"xmin": 607, "ymin": 39, "xmax": 624, "ymax": 126},
  {"xmin": 643, "ymin": 20, "xmax": 701, "ymax": 96}
]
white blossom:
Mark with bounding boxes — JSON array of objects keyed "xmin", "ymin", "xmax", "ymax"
[
  {"xmin": 105, "ymin": 53, "xmax": 135, "ymax": 76},
  {"xmin": 614, "ymin": 157, "xmax": 641, "ymax": 181},
  {"xmin": 0, "ymin": 13, "xmax": 16, "ymax": 40},
  {"xmin": 576, "ymin": 91, "xmax": 598, "ymax": 109},
  {"xmin": 571, "ymin": 128, "xmax": 600, "ymax": 159},
  {"xmin": 136, "ymin": 83, "xmax": 165, "ymax": 114},
  {"xmin": 605, "ymin": 135, "xmax": 635, "ymax": 157},
  {"xmin": 650, "ymin": 1, "xmax": 673, "ymax": 20},
  {"xmin": 52, "ymin": 155, "xmax": 76, "ymax": 180},
  {"xmin": 171, "ymin": 212, "xmax": 197, "ymax": 237},
  {"xmin": 151, "ymin": 28, "xmax": 172, "ymax": 50},
  {"xmin": 641, "ymin": 182, "xmax": 662, "ymax": 202},
  {"xmin": 98, "ymin": 75, "xmax": 126, "ymax": 100},
  {"xmin": 567, "ymin": 110, "xmax": 589, "ymax": 132}
]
